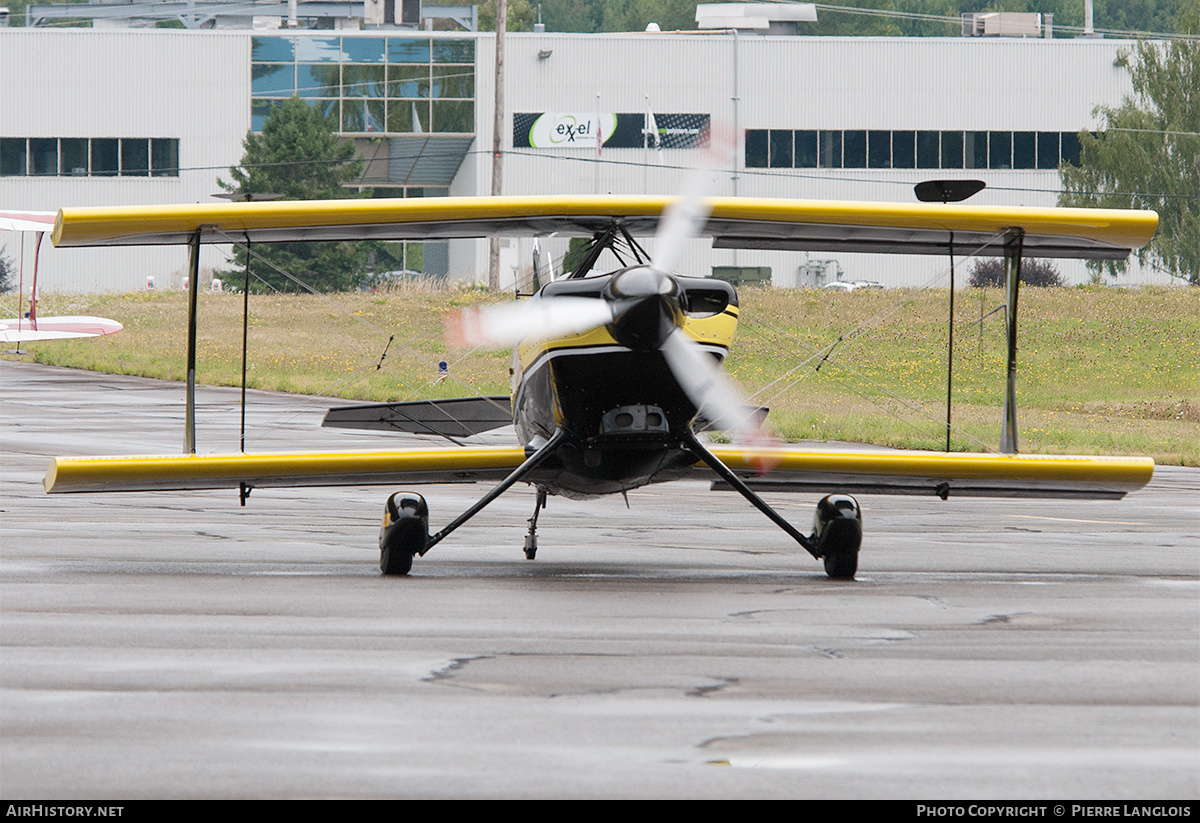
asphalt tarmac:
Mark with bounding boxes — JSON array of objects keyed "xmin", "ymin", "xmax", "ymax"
[{"xmin": 1, "ymin": 360, "xmax": 1197, "ymax": 799}]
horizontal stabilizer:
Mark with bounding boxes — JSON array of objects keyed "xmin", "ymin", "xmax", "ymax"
[{"xmin": 322, "ymin": 396, "xmax": 512, "ymax": 438}]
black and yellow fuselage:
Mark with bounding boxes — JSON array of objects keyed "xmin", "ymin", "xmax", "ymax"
[{"xmin": 510, "ymin": 270, "xmax": 739, "ymax": 498}]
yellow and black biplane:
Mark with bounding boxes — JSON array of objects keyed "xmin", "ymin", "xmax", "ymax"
[{"xmin": 44, "ymin": 195, "xmax": 1158, "ymax": 579}]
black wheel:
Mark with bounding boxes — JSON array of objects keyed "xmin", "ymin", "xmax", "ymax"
[
  {"xmin": 380, "ymin": 540, "xmax": 414, "ymax": 576},
  {"xmin": 378, "ymin": 492, "xmax": 428, "ymax": 576},
  {"xmin": 813, "ymin": 494, "xmax": 862, "ymax": 580},
  {"xmin": 822, "ymin": 540, "xmax": 858, "ymax": 580}
]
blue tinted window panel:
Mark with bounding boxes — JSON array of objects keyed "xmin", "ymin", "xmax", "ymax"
[
  {"xmin": 252, "ymin": 36, "xmax": 294, "ymax": 62},
  {"xmin": 1037, "ymin": 132, "xmax": 1060, "ymax": 169},
  {"xmin": 297, "ymin": 65, "xmax": 340, "ymax": 98},
  {"xmin": 343, "ymin": 100, "xmax": 385, "ymax": 133},
  {"xmin": 251, "ymin": 99, "xmax": 284, "ymax": 132},
  {"xmin": 295, "ymin": 36, "xmax": 342, "ymax": 63},
  {"xmin": 388, "ymin": 65, "xmax": 430, "ymax": 98},
  {"xmin": 430, "ymin": 65, "xmax": 474, "ymax": 99},
  {"xmin": 342, "ymin": 37, "xmax": 386, "ymax": 63},
  {"xmin": 387, "ymin": 100, "xmax": 415, "ymax": 132},
  {"xmin": 745, "ymin": 130, "xmax": 768, "ymax": 168},
  {"xmin": 388, "ymin": 37, "xmax": 431, "ymax": 64},
  {"xmin": 769, "ymin": 130, "xmax": 793, "ymax": 168},
  {"xmin": 916, "ymin": 131, "xmax": 939, "ymax": 168},
  {"xmin": 989, "ymin": 131, "xmax": 1012, "ymax": 169},
  {"xmin": 432, "ymin": 39, "xmax": 474, "ymax": 63},
  {"xmin": 252, "ymin": 64, "xmax": 295, "ymax": 97},
  {"xmin": 867, "ymin": 130, "xmax": 890, "ymax": 168},
  {"xmin": 843, "ymin": 130, "xmax": 866, "ymax": 168},
  {"xmin": 794, "ymin": 130, "xmax": 817, "ymax": 168},
  {"xmin": 398, "ymin": 100, "xmax": 431, "ymax": 133},
  {"xmin": 431, "ymin": 100, "xmax": 474, "ymax": 133},
  {"xmin": 309, "ymin": 99, "xmax": 340, "ymax": 124},
  {"xmin": 1013, "ymin": 132, "xmax": 1035, "ymax": 169},
  {"xmin": 343, "ymin": 65, "xmax": 387, "ymax": 98},
  {"xmin": 892, "ymin": 131, "xmax": 915, "ymax": 169}
]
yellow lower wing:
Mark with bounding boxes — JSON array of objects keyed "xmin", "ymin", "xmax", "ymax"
[
  {"xmin": 44, "ymin": 448, "xmax": 530, "ymax": 494},
  {"xmin": 707, "ymin": 447, "xmax": 1154, "ymax": 499},
  {"xmin": 45, "ymin": 446, "xmax": 1153, "ymax": 500}
]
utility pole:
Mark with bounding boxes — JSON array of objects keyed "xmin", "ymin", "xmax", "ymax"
[{"xmin": 487, "ymin": 0, "xmax": 507, "ymax": 290}]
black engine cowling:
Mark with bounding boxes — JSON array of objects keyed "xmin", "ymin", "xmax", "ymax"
[
  {"xmin": 380, "ymin": 491, "xmax": 430, "ymax": 576},
  {"xmin": 812, "ymin": 494, "xmax": 862, "ymax": 580}
]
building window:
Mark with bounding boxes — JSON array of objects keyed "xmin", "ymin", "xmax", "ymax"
[
  {"xmin": 794, "ymin": 130, "xmax": 818, "ymax": 168},
  {"xmin": 892, "ymin": 130, "xmax": 915, "ymax": 169},
  {"xmin": 0, "ymin": 138, "xmax": 180, "ymax": 177},
  {"xmin": 744, "ymin": 130, "xmax": 768, "ymax": 168},
  {"xmin": 867, "ymin": 131, "xmax": 890, "ymax": 169},
  {"xmin": 251, "ymin": 34, "xmax": 475, "ymax": 136},
  {"xmin": 843, "ymin": 130, "xmax": 866, "ymax": 168},
  {"xmin": 768, "ymin": 129, "xmax": 792, "ymax": 168},
  {"xmin": 742, "ymin": 128, "xmax": 1087, "ymax": 171},
  {"xmin": 941, "ymin": 131, "xmax": 963, "ymax": 168},
  {"xmin": 965, "ymin": 131, "xmax": 988, "ymax": 169},
  {"xmin": 1037, "ymin": 132, "xmax": 1060, "ymax": 169},
  {"xmin": 989, "ymin": 131, "xmax": 1012, "ymax": 170},
  {"xmin": 1013, "ymin": 131, "xmax": 1036, "ymax": 169},
  {"xmin": 916, "ymin": 131, "xmax": 939, "ymax": 169},
  {"xmin": 1060, "ymin": 132, "xmax": 1082, "ymax": 166},
  {"xmin": 818, "ymin": 130, "xmax": 841, "ymax": 168}
]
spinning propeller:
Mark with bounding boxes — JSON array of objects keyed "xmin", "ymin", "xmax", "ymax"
[{"xmin": 449, "ymin": 124, "xmax": 763, "ymax": 438}]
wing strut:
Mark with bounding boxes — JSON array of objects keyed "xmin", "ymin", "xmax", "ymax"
[
  {"xmin": 945, "ymin": 233, "xmax": 956, "ymax": 452},
  {"xmin": 240, "ymin": 236, "xmax": 251, "ymax": 456},
  {"xmin": 185, "ymin": 229, "xmax": 200, "ymax": 454},
  {"xmin": 421, "ymin": 427, "xmax": 567, "ymax": 554},
  {"xmin": 1000, "ymin": 230, "xmax": 1024, "ymax": 454},
  {"xmin": 682, "ymin": 428, "xmax": 819, "ymax": 559}
]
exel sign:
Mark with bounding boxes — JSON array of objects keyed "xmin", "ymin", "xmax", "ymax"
[
  {"xmin": 514, "ymin": 112, "xmax": 710, "ymax": 150},
  {"xmin": 526, "ymin": 113, "xmax": 618, "ymax": 148}
]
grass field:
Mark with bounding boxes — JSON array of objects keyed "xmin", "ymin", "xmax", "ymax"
[{"xmin": 5, "ymin": 284, "xmax": 1197, "ymax": 465}]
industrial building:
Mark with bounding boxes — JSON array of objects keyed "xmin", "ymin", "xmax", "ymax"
[{"xmin": 0, "ymin": 5, "xmax": 1162, "ymax": 293}]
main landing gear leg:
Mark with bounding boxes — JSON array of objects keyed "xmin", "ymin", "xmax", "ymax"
[
  {"xmin": 681, "ymin": 429, "xmax": 861, "ymax": 580},
  {"xmin": 378, "ymin": 429, "xmax": 567, "ymax": 576},
  {"xmin": 525, "ymin": 488, "xmax": 547, "ymax": 560}
]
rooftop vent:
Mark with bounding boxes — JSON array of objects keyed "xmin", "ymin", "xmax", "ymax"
[
  {"xmin": 696, "ymin": 3, "xmax": 817, "ymax": 35},
  {"xmin": 962, "ymin": 12, "xmax": 1047, "ymax": 38}
]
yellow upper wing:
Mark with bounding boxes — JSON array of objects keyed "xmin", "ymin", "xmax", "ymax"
[{"xmin": 53, "ymin": 195, "xmax": 1158, "ymax": 260}]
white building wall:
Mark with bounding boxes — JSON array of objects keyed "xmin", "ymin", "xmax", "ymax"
[
  {"xmin": 2, "ymin": 29, "xmax": 1166, "ymax": 292},
  {"xmin": 491, "ymin": 32, "xmax": 1159, "ymax": 288},
  {"xmin": 0, "ymin": 30, "xmax": 250, "ymax": 293}
]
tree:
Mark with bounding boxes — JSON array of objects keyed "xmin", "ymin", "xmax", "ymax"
[
  {"xmin": 0, "ymin": 250, "xmax": 15, "ymax": 295},
  {"xmin": 1059, "ymin": 8, "xmax": 1200, "ymax": 284},
  {"xmin": 969, "ymin": 258, "xmax": 1065, "ymax": 288},
  {"xmin": 220, "ymin": 96, "xmax": 372, "ymax": 292},
  {"xmin": 474, "ymin": 0, "xmax": 535, "ymax": 31}
]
